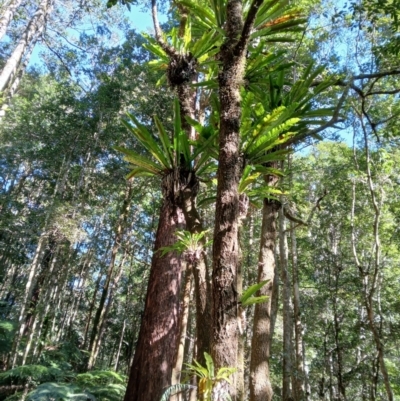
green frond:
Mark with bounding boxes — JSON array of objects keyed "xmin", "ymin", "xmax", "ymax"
[
  {"xmin": 239, "ymin": 280, "xmax": 270, "ymax": 306},
  {"xmin": 160, "ymin": 384, "xmax": 196, "ymax": 401},
  {"xmin": 114, "ymin": 147, "xmax": 163, "ymax": 176}
]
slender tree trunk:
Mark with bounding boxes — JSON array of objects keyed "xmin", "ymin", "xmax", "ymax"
[
  {"xmin": 279, "ymin": 207, "xmax": 294, "ymax": 401},
  {"xmin": 0, "ymin": 0, "xmax": 23, "ymax": 42},
  {"xmin": 171, "ymin": 263, "xmax": 192, "ymax": 401},
  {"xmin": 0, "ymin": 0, "xmax": 53, "ymax": 93},
  {"xmin": 124, "ymin": 173, "xmax": 185, "ymax": 401},
  {"xmin": 350, "ymin": 122, "xmax": 393, "ymax": 401},
  {"xmin": 90, "ymin": 249, "xmax": 128, "ymax": 369},
  {"xmin": 291, "ymin": 225, "xmax": 307, "ymax": 401},
  {"xmin": 87, "ymin": 182, "xmax": 133, "ymax": 370},
  {"xmin": 181, "ymin": 183, "xmax": 212, "ymax": 365},
  {"xmin": 114, "ymin": 318, "xmax": 126, "ymax": 371},
  {"xmin": 8, "ymin": 233, "xmax": 46, "ymax": 368},
  {"xmin": 249, "ymin": 197, "xmax": 280, "ymax": 401}
]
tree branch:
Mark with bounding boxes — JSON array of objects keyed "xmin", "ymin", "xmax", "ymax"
[
  {"xmin": 235, "ymin": 0, "xmax": 263, "ymax": 56},
  {"xmin": 151, "ymin": 0, "xmax": 177, "ymax": 58}
]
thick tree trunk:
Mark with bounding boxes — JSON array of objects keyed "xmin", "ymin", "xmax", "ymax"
[
  {"xmin": 0, "ymin": 0, "xmax": 23, "ymax": 42},
  {"xmin": 249, "ymin": 198, "xmax": 280, "ymax": 401},
  {"xmin": 124, "ymin": 175, "xmax": 185, "ymax": 401}
]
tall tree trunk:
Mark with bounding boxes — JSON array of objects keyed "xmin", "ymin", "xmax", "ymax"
[
  {"xmin": 350, "ymin": 121, "xmax": 393, "ymax": 401},
  {"xmin": 181, "ymin": 182, "xmax": 212, "ymax": 365},
  {"xmin": 89, "ymin": 249, "xmax": 128, "ymax": 369},
  {"xmin": 211, "ymin": 2, "xmax": 264, "ymax": 397},
  {"xmin": 249, "ymin": 198, "xmax": 280, "ymax": 401},
  {"xmin": 8, "ymin": 233, "xmax": 46, "ymax": 368},
  {"xmin": 124, "ymin": 173, "xmax": 185, "ymax": 401},
  {"xmin": 291, "ymin": 225, "xmax": 307, "ymax": 401},
  {"xmin": 0, "ymin": 0, "xmax": 23, "ymax": 42},
  {"xmin": 279, "ymin": 206, "xmax": 294, "ymax": 401},
  {"xmin": 0, "ymin": 0, "xmax": 53, "ymax": 93},
  {"xmin": 171, "ymin": 263, "xmax": 192, "ymax": 401}
]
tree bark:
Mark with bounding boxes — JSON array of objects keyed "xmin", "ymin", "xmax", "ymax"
[
  {"xmin": 124, "ymin": 173, "xmax": 185, "ymax": 401},
  {"xmin": 279, "ymin": 206, "xmax": 294, "ymax": 401},
  {"xmin": 171, "ymin": 263, "xmax": 192, "ymax": 401},
  {"xmin": 181, "ymin": 181, "xmax": 212, "ymax": 365},
  {"xmin": 0, "ymin": 0, "xmax": 23, "ymax": 42},
  {"xmin": 249, "ymin": 198, "xmax": 280, "ymax": 401},
  {"xmin": 0, "ymin": 0, "xmax": 53, "ymax": 93}
]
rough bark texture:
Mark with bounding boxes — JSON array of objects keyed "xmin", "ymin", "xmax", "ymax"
[
  {"xmin": 212, "ymin": 1, "xmax": 245, "ymax": 390},
  {"xmin": 181, "ymin": 180, "xmax": 212, "ymax": 365},
  {"xmin": 249, "ymin": 198, "xmax": 280, "ymax": 401},
  {"xmin": 211, "ymin": 0, "xmax": 266, "ymax": 397},
  {"xmin": 171, "ymin": 263, "xmax": 192, "ymax": 401},
  {"xmin": 124, "ymin": 173, "xmax": 185, "ymax": 401}
]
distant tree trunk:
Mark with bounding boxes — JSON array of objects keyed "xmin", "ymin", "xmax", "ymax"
[
  {"xmin": 89, "ymin": 249, "xmax": 127, "ymax": 368},
  {"xmin": 350, "ymin": 122, "xmax": 393, "ymax": 401},
  {"xmin": 0, "ymin": 0, "xmax": 53, "ymax": 93},
  {"xmin": 0, "ymin": 0, "xmax": 23, "ymax": 42},
  {"xmin": 249, "ymin": 197, "xmax": 280, "ymax": 401},
  {"xmin": 279, "ymin": 206, "xmax": 294, "ymax": 401},
  {"xmin": 124, "ymin": 172, "xmax": 185, "ymax": 401},
  {"xmin": 290, "ymin": 225, "xmax": 307, "ymax": 401},
  {"xmin": 8, "ymin": 233, "xmax": 46, "ymax": 368},
  {"xmin": 87, "ymin": 182, "xmax": 133, "ymax": 370}
]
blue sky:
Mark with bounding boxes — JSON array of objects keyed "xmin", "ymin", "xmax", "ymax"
[{"xmin": 30, "ymin": 4, "xmax": 166, "ymax": 67}]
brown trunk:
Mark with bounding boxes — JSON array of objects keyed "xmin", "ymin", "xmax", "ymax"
[
  {"xmin": 124, "ymin": 174, "xmax": 185, "ymax": 401},
  {"xmin": 212, "ymin": 1, "xmax": 265, "ymax": 394},
  {"xmin": 249, "ymin": 198, "xmax": 280, "ymax": 401},
  {"xmin": 181, "ymin": 180, "xmax": 212, "ymax": 365},
  {"xmin": 212, "ymin": 11, "xmax": 245, "ymax": 396},
  {"xmin": 171, "ymin": 263, "xmax": 192, "ymax": 401}
]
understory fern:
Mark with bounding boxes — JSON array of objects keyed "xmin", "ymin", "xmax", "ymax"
[{"xmin": 0, "ymin": 365, "xmax": 126, "ymax": 401}]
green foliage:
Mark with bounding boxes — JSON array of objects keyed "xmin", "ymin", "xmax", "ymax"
[
  {"xmin": 160, "ymin": 383, "xmax": 196, "ymax": 401},
  {"xmin": 116, "ymin": 98, "xmax": 216, "ymax": 179},
  {"xmin": 0, "ymin": 365, "xmax": 126, "ymax": 401},
  {"xmin": 0, "ymin": 365, "xmax": 67, "ymax": 385},
  {"xmin": 27, "ymin": 383, "xmax": 96, "ymax": 401},
  {"xmin": 240, "ymin": 280, "xmax": 269, "ymax": 307},
  {"xmin": 0, "ymin": 319, "xmax": 16, "ymax": 354},
  {"xmin": 185, "ymin": 353, "xmax": 236, "ymax": 401},
  {"xmin": 159, "ymin": 230, "xmax": 211, "ymax": 257}
]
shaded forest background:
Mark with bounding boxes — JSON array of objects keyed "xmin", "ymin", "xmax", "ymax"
[{"xmin": 0, "ymin": 0, "xmax": 400, "ymax": 400}]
